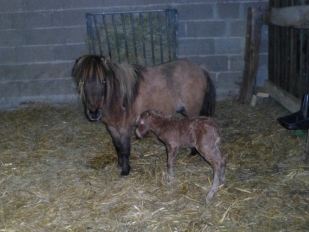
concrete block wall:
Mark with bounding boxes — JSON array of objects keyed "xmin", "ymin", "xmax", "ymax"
[{"xmin": 0, "ymin": 0, "xmax": 268, "ymax": 109}]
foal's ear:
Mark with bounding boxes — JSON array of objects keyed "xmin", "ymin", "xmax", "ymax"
[{"xmin": 136, "ymin": 115, "xmax": 141, "ymax": 124}]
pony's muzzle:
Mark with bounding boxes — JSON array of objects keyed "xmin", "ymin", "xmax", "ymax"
[{"xmin": 86, "ymin": 108, "xmax": 102, "ymax": 121}]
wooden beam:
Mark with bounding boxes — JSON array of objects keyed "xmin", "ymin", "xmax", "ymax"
[
  {"xmin": 238, "ymin": 7, "xmax": 265, "ymax": 104},
  {"xmin": 265, "ymin": 80, "xmax": 301, "ymax": 113},
  {"xmin": 268, "ymin": 5, "xmax": 309, "ymax": 28}
]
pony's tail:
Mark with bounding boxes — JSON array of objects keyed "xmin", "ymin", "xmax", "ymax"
[{"xmin": 200, "ymin": 70, "xmax": 216, "ymax": 117}]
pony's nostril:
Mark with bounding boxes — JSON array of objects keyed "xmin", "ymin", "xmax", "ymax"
[{"xmin": 87, "ymin": 108, "xmax": 102, "ymax": 121}]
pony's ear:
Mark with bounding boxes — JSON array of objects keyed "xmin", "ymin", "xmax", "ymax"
[
  {"xmin": 100, "ymin": 55, "xmax": 111, "ymax": 71},
  {"xmin": 100, "ymin": 56, "xmax": 108, "ymax": 66}
]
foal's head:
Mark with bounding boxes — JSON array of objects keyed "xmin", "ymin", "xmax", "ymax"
[{"xmin": 135, "ymin": 110, "xmax": 153, "ymax": 138}]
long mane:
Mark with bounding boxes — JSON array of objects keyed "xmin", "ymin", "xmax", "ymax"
[{"xmin": 72, "ymin": 55, "xmax": 145, "ymax": 112}]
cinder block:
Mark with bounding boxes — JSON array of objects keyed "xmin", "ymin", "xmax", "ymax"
[
  {"xmin": 15, "ymin": 46, "xmax": 54, "ymax": 63},
  {"xmin": 177, "ymin": 4, "xmax": 214, "ymax": 21},
  {"xmin": 0, "ymin": 30, "xmax": 24, "ymax": 47},
  {"xmin": 51, "ymin": 9, "xmax": 88, "ymax": 27},
  {"xmin": 53, "ymin": 44, "xmax": 88, "ymax": 61},
  {"xmin": 214, "ymin": 38, "xmax": 244, "ymax": 55},
  {"xmin": 0, "ymin": 47, "xmax": 16, "ymax": 65},
  {"xmin": 62, "ymin": 0, "xmax": 107, "ymax": 9},
  {"xmin": 23, "ymin": 26, "xmax": 87, "ymax": 46},
  {"xmin": 178, "ymin": 38, "xmax": 214, "ymax": 56},
  {"xmin": 185, "ymin": 21, "xmax": 226, "ymax": 37},
  {"xmin": 0, "ymin": 0, "xmax": 23, "ymax": 13},
  {"xmin": 230, "ymin": 20, "xmax": 246, "ymax": 37},
  {"xmin": 0, "ymin": 78, "xmax": 77, "ymax": 98},
  {"xmin": 22, "ymin": 11, "xmax": 52, "ymax": 29},
  {"xmin": 229, "ymin": 55, "xmax": 245, "ymax": 72},
  {"xmin": 0, "ymin": 13, "xmax": 26, "ymax": 30},
  {"xmin": 217, "ymin": 3, "xmax": 240, "ymax": 19},
  {"xmin": 184, "ymin": 55, "xmax": 228, "ymax": 72},
  {"xmin": 23, "ymin": 0, "xmax": 63, "ymax": 11},
  {"xmin": 0, "ymin": 64, "xmax": 28, "ymax": 81}
]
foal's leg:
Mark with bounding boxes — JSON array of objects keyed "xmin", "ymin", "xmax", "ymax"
[
  {"xmin": 197, "ymin": 145, "xmax": 225, "ymax": 200},
  {"xmin": 166, "ymin": 144, "xmax": 178, "ymax": 180}
]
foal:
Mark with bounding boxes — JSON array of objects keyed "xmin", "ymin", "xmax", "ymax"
[{"xmin": 135, "ymin": 109, "xmax": 226, "ymax": 200}]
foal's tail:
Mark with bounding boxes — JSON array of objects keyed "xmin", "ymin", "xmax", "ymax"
[{"xmin": 200, "ymin": 69, "xmax": 216, "ymax": 117}]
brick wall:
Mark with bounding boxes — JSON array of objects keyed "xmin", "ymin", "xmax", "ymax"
[{"xmin": 0, "ymin": 0, "xmax": 268, "ymax": 109}]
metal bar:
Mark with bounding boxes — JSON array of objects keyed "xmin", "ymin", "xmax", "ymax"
[
  {"xmin": 111, "ymin": 14, "xmax": 121, "ymax": 63},
  {"xmin": 86, "ymin": 14, "xmax": 95, "ymax": 54},
  {"xmin": 158, "ymin": 12, "xmax": 163, "ymax": 63},
  {"xmin": 166, "ymin": 10, "xmax": 172, "ymax": 61},
  {"xmin": 130, "ymin": 14, "xmax": 138, "ymax": 64},
  {"xmin": 149, "ymin": 13, "xmax": 155, "ymax": 65},
  {"xmin": 93, "ymin": 15, "xmax": 103, "ymax": 55},
  {"xmin": 102, "ymin": 14, "xmax": 112, "ymax": 58},
  {"xmin": 86, "ymin": 9, "xmax": 178, "ymax": 66},
  {"xmin": 139, "ymin": 12, "xmax": 147, "ymax": 66},
  {"xmin": 121, "ymin": 14, "xmax": 129, "ymax": 62}
]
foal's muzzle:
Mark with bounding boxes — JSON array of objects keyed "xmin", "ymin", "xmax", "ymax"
[{"xmin": 86, "ymin": 108, "xmax": 102, "ymax": 121}]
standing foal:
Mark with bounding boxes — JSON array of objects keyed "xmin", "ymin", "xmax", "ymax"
[{"xmin": 135, "ymin": 109, "xmax": 226, "ymax": 200}]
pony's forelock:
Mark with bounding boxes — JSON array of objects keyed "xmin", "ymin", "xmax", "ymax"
[
  {"xmin": 72, "ymin": 55, "xmax": 145, "ymax": 112},
  {"xmin": 72, "ymin": 55, "xmax": 108, "ymax": 98}
]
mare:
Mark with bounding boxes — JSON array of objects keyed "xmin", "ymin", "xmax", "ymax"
[{"xmin": 72, "ymin": 55, "xmax": 216, "ymax": 175}]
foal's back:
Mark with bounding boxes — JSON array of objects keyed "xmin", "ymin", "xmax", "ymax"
[{"xmin": 158, "ymin": 117, "xmax": 220, "ymax": 148}]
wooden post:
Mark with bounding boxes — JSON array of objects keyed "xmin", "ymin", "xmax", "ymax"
[{"xmin": 238, "ymin": 7, "xmax": 266, "ymax": 104}]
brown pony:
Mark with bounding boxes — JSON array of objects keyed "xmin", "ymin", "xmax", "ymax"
[
  {"xmin": 135, "ymin": 109, "xmax": 226, "ymax": 200},
  {"xmin": 72, "ymin": 55, "xmax": 216, "ymax": 176}
]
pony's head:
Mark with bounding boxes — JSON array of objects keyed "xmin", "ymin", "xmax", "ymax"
[
  {"xmin": 72, "ymin": 55, "xmax": 110, "ymax": 121},
  {"xmin": 72, "ymin": 55, "xmax": 144, "ymax": 121}
]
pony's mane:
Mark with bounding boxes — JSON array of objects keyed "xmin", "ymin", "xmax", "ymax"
[
  {"xmin": 112, "ymin": 62, "xmax": 145, "ymax": 109},
  {"xmin": 72, "ymin": 55, "xmax": 145, "ymax": 112}
]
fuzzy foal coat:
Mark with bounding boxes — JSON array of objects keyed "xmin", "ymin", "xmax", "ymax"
[{"xmin": 136, "ymin": 109, "xmax": 226, "ymax": 200}]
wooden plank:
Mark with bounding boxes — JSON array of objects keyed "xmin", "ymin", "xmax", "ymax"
[
  {"xmin": 238, "ymin": 7, "xmax": 265, "ymax": 104},
  {"xmin": 266, "ymin": 80, "xmax": 301, "ymax": 113},
  {"xmin": 269, "ymin": 5, "xmax": 309, "ymax": 28}
]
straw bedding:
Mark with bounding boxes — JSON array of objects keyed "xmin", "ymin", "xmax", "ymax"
[{"xmin": 1, "ymin": 97, "xmax": 308, "ymax": 231}]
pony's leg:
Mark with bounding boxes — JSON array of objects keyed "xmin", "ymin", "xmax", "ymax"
[
  {"xmin": 119, "ymin": 134, "xmax": 132, "ymax": 176},
  {"xmin": 107, "ymin": 126, "xmax": 132, "ymax": 175},
  {"xmin": 166, "ymin": 145, "xmax": 178, "ymax": 180}
]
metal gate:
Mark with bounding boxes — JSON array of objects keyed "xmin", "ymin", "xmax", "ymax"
[
  {"xmin": 86, "ymin": 9, "xmax": 178, "ymax": 66},
  {"xmin": 269, "ymin": 0, "xmax": 309, "ymax": 100}
]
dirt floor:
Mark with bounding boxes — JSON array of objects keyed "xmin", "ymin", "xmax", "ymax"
[{"xmin": 1, "ymin": 97, "xmax": 309, "ymax": 231}]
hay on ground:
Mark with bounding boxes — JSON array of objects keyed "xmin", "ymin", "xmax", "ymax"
[{"xmin": 0, "ymin": 97, "xmax": 309, "ymax": 231}]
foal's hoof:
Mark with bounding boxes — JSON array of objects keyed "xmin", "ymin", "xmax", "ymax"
[{"xmin": 120, "ymin": 166, "xmax": 131, "ymax": 176}]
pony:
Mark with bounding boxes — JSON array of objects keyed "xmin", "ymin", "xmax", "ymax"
[
  {"xmin": 72, "ymin": 55, "xmax": 216, "ymax": 176},
  {"xmin": 135, "ymin": 109, "xmax": 226, "ymax": 200}
]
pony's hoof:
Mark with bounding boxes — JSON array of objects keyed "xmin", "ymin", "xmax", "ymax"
[{"xmin": 120, "ymin": 166, "xmax": 131, "ymax": 176}]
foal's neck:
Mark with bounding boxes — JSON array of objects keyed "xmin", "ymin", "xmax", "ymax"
[{"xmin": 149, "ymin": 114, "xmax": 171, "ymax": 136}]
